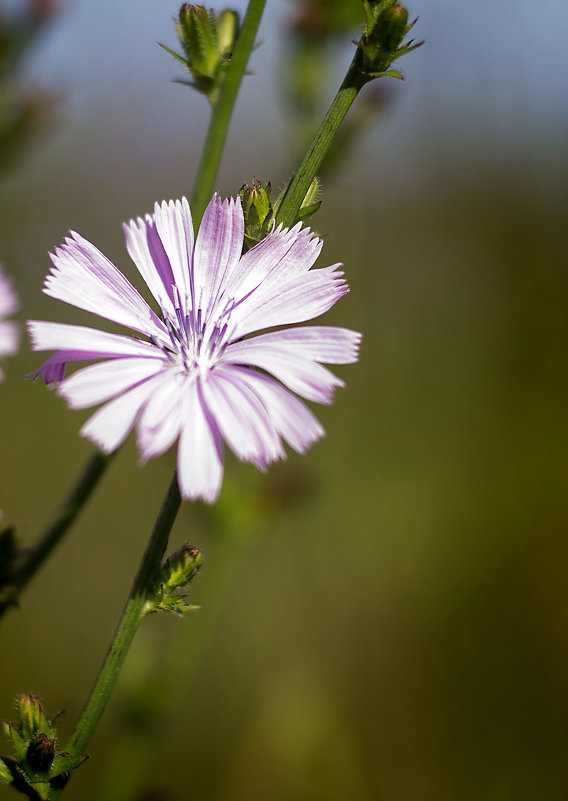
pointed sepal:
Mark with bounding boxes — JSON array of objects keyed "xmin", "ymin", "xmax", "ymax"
[{"xmin": 145, "ymin": 544, "xmax": 203, "ymax": 617}]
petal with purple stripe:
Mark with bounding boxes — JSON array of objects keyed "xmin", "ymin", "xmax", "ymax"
[
  {"xmin": 225, "ymin": 366, "xmax": 325, "ymax": 453},
  {"xmin": 228, "ymin": 265, "xmax": 348, "ymax": 340},
  {"xmin": 202, "ymin": 367, "xmax": 284, "ymax": 468},
  {"xmin": 137, "ymin": 373, "xmax": 185, "ymax": 461},
  {"xmin": 232, "ymin": 326, "xmax": 361, "ymax": 364},
  {"xmin": 193, "ymin": 194, "xmax": 244, "ymax": 319},
  {"xmin": 45, "ymin": 232, "xmax": 167, "ymax": 340},
  {"xmin": 153, "ymin": 198, "xmax": 194, "ymax": 315},
  {"xmin": 177, "ymin": 380, "xmax": 224, "ymax": 502},
  {"xmin": 59, "ymin": 357, "xmax": 168, "ymax": 409},
  {"xmin": 80, "ymin": 373, "xmax": 169, "ymax": 453}
]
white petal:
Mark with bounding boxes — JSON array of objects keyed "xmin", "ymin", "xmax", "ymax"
[
  {"xmin": 28, "ymin": 320, "xmax": 163, "ymax": 357},
  {"xmin": 193, "ymin": 194, "xmax": 244, "ymax": 319},
  {"xmin": 123, "ymin": 215, "xmax": 177, "ymax": 318},
  {"xmin": 59, "ymin": 357, "xmax": 168, "ymax": 409},
  {"xmin": 44, "ymin": 232, "xmax": 167, "ymax": 341},
  {"xmin": 227, "ymin": 366, "xmax": 325, "ymax": 453},
  {"xmin": 0, "ymin": 321, "xmax": 19, "ymax": 357},
  {"xmin": 222, "ymin": 342, "xmax": 344, "ymax": 404},
  {"xmin": 153, "ymin": 198, "xmax": 194, "ymax": 315},
  {"xmin": 136, "ymin": 374, "xmax": 185, "ymax": 461},
  {"xmin": 80, "ymin": 373, "xmax": 167, "ymax": 453},
  {"xmin": 232, "ymin": 326, "xmax": 361, "ymax": 364},
  {"xmin": 228, "ymin": 264, "xmax": 348, "ymax": 340},
  {"xmin": 202, "ymin": 367, "xmax": 284, "ymax": 468},
  {"xmin": 221, "ymin": 223, "xmax": 322, "ymax": 307},
  {"xmin": 0, "ymin": 271, "xmax": 18, "ymax": 317},
  {"xmin": 177, "ymin": 380, "xmax": 223, "ymax": 502}
]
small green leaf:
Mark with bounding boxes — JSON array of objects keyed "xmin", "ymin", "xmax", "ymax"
[
  {"xmin": 8, "ymin": 724, "xmax": 28, "ymax": 762},
  {"xmin": 51, "ymin": 752, "xmax": 88, "ymax": 778},
  {"xmin": 0, "ymin": 756, "xmax": 15, "ymax": 783}
]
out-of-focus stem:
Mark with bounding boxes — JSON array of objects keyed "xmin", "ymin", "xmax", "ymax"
[
  {"xmin": 0, "ymin": 451, "xmax": 113, "ymax": 619},
  {"xmin": 191, "ymin": 0, "xmax": 267, "ymax": 226}
]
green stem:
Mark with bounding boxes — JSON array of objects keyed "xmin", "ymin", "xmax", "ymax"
[
  {"xmin": 49, "ymin": 473, "xmax": 182, "ymax": 799},
  {"xmin": 191, "ymin": 0, "xmax": 266, "ymax": 225},
  {"xmin": 0, "ymin": 452, "xmax": 113, "ymax": 620},
  {"xmin": 275, "ymin": 57, "xmax": 366, "ymax": 229}
]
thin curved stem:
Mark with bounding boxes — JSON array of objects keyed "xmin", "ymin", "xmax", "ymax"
[
  {"xmin": 0, "ymin": 451, "xmax": 113, "ymax": 619},
  {"xmin": 191, "ymin": 0, "xmax": 266, "ymax": 225},
  {"xmin": 48, "ymin": 472, "xmax": 182, "ymax": 799},
  {"xmin": 275, "ymin": 57, "xmax": 365, "ymax": 229}
]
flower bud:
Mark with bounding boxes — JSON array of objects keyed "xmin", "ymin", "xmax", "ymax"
[
  {"xmin": 372, "ymin": 4, "xmax": 408, "ymax": 52},
  {"xmin": 17, "ymin": 694, "xmax": 48, "ymax": 741},
  {"xmin": 25, "ymin": 733, "xmax": 55, "ymax": 774},
  {"xmin": 358, "ymin": 1, "xmax": 421, "ymax": 80},
  {"xmin": 159, "ymin": 544, "xmax": 202, "ymax": 592},
  {"xmin": 240, "ymin": 179, "xmax": 274, "ymax": 248},
  {"xmin": 163, "ymin": 4, "xmax": 240, "ymax": 100}
]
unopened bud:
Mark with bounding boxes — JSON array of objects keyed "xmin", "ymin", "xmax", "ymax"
[
  {"xmin": 240, "ymin": 179, "xmax": 274, "ymax": 248},
  {"xmin": 164, "ymin": 4, "xmax": 240, "ymax": 100},
  {"xmin": 159, "ymin": 544, "xmax": 202, "ymax": 593},
  {"xmin": 26, "ymin": 733, "xmax": 55, "ymax": 774},
  {"xmin": 373, "ymin": 4, "xmax": 408, "ymax": 52},
  {"xmin": 17, "ymin": 694, "xmax": 48, "ymax": 741},
  {"xmin": 358, "ymin": 0, "xmax": 421, "ymax": 80}
]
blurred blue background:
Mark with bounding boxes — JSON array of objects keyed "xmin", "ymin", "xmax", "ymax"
[{"xmin": 1, "ymin": 1, "xmax": 568, "ymax": 799}]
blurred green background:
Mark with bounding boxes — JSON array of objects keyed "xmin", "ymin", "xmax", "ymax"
[{"xmin": 1, "ymin": 0, "xmax": 568, "ymax": 799}]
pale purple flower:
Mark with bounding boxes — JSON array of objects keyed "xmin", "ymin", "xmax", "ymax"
[
  {"xmin": 0, "ymin": 267, "xmax": 19, "ymax": 381},
  {"xmin": 29, "ymin": 194, "xmax": 360, "ymax": 502}
]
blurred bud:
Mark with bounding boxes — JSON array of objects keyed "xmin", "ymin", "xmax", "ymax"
[
  {"xmin": 240, "ymin": 178, "xmax": 274, "ymax": 248},
  {"xmin": 25, "ymin": 733, "xmax": 55, "ymax": 774},
  {"xmin": 216, "ymin": 8, "xmax": 238, "ymax": 54},
  {"xmin": 17, "ymin": 694, "xmax": 49, "ymax": 741},
  {"xmin": 28, "ymin": 0, "xmax": 59, "ymax": 25},
  {"xmin": 358, "ymin": 0, "xmax": 421, "ymax": 80},
  {"xmin": 161, "ymin": 4, "xmax": 240, "ymax": 101}
]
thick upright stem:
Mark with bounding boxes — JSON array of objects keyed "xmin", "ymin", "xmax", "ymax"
[
  {"xmin": 48, "ymin": 473, "xmax": 182, "ymax": 799},
  {"xmin": 191, "ymin": 0, "xmax": 266, "ymax": 225}
]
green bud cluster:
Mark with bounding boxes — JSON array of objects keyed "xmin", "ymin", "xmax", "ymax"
[
  {"xmin": 161, "ymin": 4, "xmax": 240, "ymax": 102},
  {"xmin": 146, "ymin": 544, "xmax": 203, "ymax": 616},
  {"xmin": 0, "ymin": 694, "xmax": 87, "ymax": 799},
  {"xmin": 357, "ymin": 0, "xmax": 422, "ymax": 81}
]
